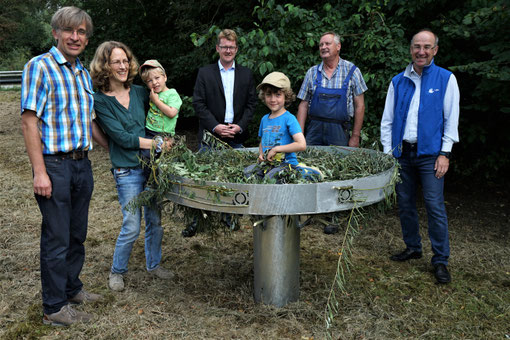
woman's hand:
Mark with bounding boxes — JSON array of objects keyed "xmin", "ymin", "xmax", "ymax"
[{"xmin": 163, "ymin": 137, "xmax": 174, "ymax": 151}]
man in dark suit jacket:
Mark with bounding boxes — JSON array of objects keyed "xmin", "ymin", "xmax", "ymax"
[
  {"xmin": 182, "ymin": 29, "xmax": 257, "ymax": 238},
  {"xmin": 193, "ymin": 29, "xmax": 257, "ymax": 148}
]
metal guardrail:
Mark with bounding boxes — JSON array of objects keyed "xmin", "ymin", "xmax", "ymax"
[{"xmin": 0, "ymin": 71, "xmax": 23, "ymax": 85}]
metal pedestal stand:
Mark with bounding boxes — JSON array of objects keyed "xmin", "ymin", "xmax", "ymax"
[{"xmin": 253, "ymin": 216, "xmax": 300, "ymax": 307}]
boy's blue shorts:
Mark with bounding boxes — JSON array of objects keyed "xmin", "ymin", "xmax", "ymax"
[{"xmin": 244, "ymin": 162, "xmax": 323, "ymax": 183}]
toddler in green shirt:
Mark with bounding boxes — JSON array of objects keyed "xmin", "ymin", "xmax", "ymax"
[{"xmin": 139, "ymin": 60, "xmax": 182, "ymax": 170}]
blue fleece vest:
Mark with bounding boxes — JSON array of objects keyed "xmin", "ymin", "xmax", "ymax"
[{"xmin": 391, "ymin": 61, "xmax": 452, "ymax": 158}]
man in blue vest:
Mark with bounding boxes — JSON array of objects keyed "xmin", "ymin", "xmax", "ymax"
[
  {"xmin": 297, "ymin": 31, "xmax": 367, "ymax": 234},
  {"xmin": 380, "ymin": 29, "xmax": 460, "ymax": 284}
]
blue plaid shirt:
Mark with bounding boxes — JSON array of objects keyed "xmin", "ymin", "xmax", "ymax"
[
  {"xmin": 297, "ymin": 58, "xmax": 368, "ymax": 117},
  {"xmin": 21, "ymin": 46, "xmax": 95, "ymax": 154}
]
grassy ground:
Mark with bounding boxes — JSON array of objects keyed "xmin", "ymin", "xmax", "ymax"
[{"xmin": 1, "ymin": 90, "xmax": 509, "ymax": 339}]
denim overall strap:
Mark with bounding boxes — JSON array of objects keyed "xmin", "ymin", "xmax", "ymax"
[
  {"xmin": 309, "ymin": 64, "xmax": 356, "ymax": 123},
  {"xmin": 306, "ymin": 64, "xmax": 357, "ymax": 146}
]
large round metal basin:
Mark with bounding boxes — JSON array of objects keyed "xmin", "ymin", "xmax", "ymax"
[{"xmin": 164, "ymin": 146, "xmax": 395, "ymax": 215}]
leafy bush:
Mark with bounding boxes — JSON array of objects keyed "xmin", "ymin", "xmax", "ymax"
[
  {"xmin": 2, "ymin": 0, "xmax": 508, "ymax": 179},
  {"xmin": 0, "ymin": 48, "xmax": 32, "ymax": 71},
  {"xmin": 190, "ymin": 0, "xmax": 510, "ymax": 178}
]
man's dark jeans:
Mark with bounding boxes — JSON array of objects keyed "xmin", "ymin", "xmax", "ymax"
[
  {"xmin": 35, "ymin": 155, "xmax": 93, "ymax": 314},
  {"xmin": 396, "ymin": 151, "xmax": 450, "ymax": 265}
]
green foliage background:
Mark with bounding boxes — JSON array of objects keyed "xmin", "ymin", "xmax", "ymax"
[{"xmin": 1, "ymin": 0, "xmax": 509, "ymax": 179}]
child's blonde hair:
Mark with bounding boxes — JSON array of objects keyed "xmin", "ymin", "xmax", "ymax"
[
  {"xmin": 139, "ymin": 59, "xmax": 166, "ymax": 83},
  {"xmin": 140, "ymin": 66, "xmax": 165, "ymax": 83},
  {"xmin": 258, "ymin": 84, "xmax": 296, "ymax": 106}
]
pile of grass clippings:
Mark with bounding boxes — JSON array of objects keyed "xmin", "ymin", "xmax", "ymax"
[
  {"xmin": 151, "ymin": 135, "xmax": 396, "ymax": 185},
  {"xmin": 132, "ymin": 135, "xmax": 397, "ymax": 235}
]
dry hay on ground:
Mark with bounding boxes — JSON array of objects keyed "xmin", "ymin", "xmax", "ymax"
[{"xmin": 0, "ymin": 91, "xmax": 509, "ymax": 339}]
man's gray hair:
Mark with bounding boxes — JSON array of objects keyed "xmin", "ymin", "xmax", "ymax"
[
  {"xmin": 51, "ymin": 6, "xmax": 93, "ymax": 38},
  {"xmin": 321, "ymin": 31, "xmax": 341, "ymax": 44},
  {"xmin": 411, "ymin": 29, "xmax": 438, "ymax": 47}
]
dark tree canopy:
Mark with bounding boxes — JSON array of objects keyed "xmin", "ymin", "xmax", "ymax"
[{"xmin": 1, "ymin": 0, "xmax": 509, "ymax": 180}]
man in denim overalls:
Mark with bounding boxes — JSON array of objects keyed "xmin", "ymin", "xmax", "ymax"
[{"xmin": 297, "ymin": 31, "xmax": 368, "ymax": 234}]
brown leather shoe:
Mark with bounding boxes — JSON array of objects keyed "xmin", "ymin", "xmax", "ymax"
[
  {"xmin": 68, "ymin": 289, "xmax": 103, "ymax": 304},
  {"xmin": 42, "ymin": 304, "xmax": 92, "ymax": 326}
]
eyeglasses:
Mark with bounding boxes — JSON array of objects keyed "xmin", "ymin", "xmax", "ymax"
[
  {"xmin": 218, "ymin": 45, "xmax": 237, "ymax": 51},
  {"xmin": 109, "ymin": 59, "xmax": 130, "ymax": 67},
  {"xmin": 412, "ymin": 44, "xmax": 437, "ymax": 52},
  {"xmin": 61, "ymin": 27, "xmax": 87, "ymax": 37}
]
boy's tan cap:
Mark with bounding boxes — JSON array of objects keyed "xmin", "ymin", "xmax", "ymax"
[
  {"xmin": 140, "ymin": 59, "xmax": 165, "ymax": 73},
  {"xmin": 257, "ymin": 72, "xmax": 291, "ymax": 91}
]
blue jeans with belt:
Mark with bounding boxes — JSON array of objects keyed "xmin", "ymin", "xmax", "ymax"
[
  {"xmin": 396, "ymin": 150, "xmax": 450, "ymax": 265},
  {"xmin": 36, "ymin": 154, "xmax": 93, "ymax": 314},
  {"xmin": 111, "ymin": 167, "xmax": 163, "ymax": 274}
]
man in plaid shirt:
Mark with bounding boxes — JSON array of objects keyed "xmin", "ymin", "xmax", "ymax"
[{"xmin": 21, "ymin": 6, "xmax": 107, "ymax": 326}]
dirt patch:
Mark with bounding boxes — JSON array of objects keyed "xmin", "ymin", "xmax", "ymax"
[{"xmin": 1, "ymin": 90, "xmax": 509, "ymax": 339}]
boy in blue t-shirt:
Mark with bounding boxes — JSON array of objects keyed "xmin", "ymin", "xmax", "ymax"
[
  {"xmin": 246, "ymin": 72, "xmax": 322, "ymax": 182},
  {"xmin": 258, "ymin": 72, "xmax": 305, "ymax": 164}
]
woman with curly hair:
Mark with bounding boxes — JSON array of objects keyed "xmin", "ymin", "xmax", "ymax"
[{"xmin": 90, "ymin": 41, "xmax": 174, "ymax": 292}]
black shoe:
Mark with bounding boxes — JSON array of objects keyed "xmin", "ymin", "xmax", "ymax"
[
  {"xmin": 182, "ymin": 221, "xmax": 197, "ymax": 238},
  {"xmin": 389, "ymin": 248, "xmax": 423, "ymax": 262},
  {"xmin": 323, "ymin": 224, "xmax": 339, "ymax": 235},
  {"xmin": 433, "ymin": 263, "xmax": 451, "ymax": 284},
  {"xmin": 222, "ymin": 214, "xmax": 239, "ymax": 231}
]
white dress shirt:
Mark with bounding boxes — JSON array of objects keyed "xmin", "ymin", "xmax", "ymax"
[{"xmin": 218, "ymin": 60, "xmax": 235, "ymax": 123}]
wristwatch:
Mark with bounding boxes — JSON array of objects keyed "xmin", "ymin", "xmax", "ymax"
[
  {"xmin": 154, "ymin": 135, "xmax": 164, "ymax": 153},
  {"xmin": 439, "ymin": 151, "xmax": 451, "ymax": 159}
]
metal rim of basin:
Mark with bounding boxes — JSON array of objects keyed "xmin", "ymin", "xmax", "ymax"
[{"xmin": 164, "ymin": 146, "xmax": 397, "ymax": 215}]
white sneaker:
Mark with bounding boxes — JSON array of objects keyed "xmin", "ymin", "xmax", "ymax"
[
  {"xmin": 109, "ymin": 272, "xmax": 124, "ymax": 291},
  {"xmin": 148, "ymin": 266, "xmax": 174, "ymax": 280}
]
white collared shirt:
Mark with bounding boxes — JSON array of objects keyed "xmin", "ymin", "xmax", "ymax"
[
  {"xmin": 218, "ymin": 59, "xmax": 235, "ymax": 123},
  {"xmin": 380, "ymin": 62, "xmax": 460, "ymax": 153}
]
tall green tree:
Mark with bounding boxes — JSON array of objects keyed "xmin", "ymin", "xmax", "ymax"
[
  {"xmin": 1, "ymin": 0, "xmax": 508, "ymax": 178},
  {"xmin": 192, "ymin": 0, "xmax": 410, "ymax": 146},
  {"xmin": 191, "ymin": 0, "xmax": 510, "ymax": 177},
  {"xmin": 438, "ymin": 0, "xmax": 510, "ymax": 176},
  {"xmin": 0, "ymin": 0, "xmax": 53, "ymax": 69}
]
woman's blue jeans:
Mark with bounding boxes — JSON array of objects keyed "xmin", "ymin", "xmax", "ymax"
[
  {"xmin": 111, "ymin": 167, "xmax": 163, "ymax": 274},
  {"xmin": 396, "ymin": 152, "xmax": 450, "ymax": 265}
]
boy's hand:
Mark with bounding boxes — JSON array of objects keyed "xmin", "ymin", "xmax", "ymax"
[
  {"xmin": 266, "ymin": 148, "xmax": 278, "ymax": 161},
  {"xmin": 258, "ymin": 153, "xmax": 265, "ymax": 162},
  {"xmin": 149, "ymin": 88, "xmax": 159, "ymax": 103}
]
